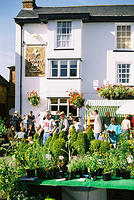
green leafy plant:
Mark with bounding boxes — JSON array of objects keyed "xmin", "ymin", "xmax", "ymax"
[
  {"xmin": 97, "ymin": 84, "xmax": 134, "ymax": 100},
  {"xmin": 99, "ymin": 141, "xmax": 110, "ymax": 154},
  {"xmin": 27, "ymin": 90, "xmax": 40, "ymax": 106},
  {"xmin": 90, "ymin": 139, "xmax": 102, "ymax": 153},
  {"xmin": 67, "ymin": 90, "xmax": 85, "ymax": 108},
  {"xmin": 74, "ymin": 132, "xmax": 88, "ymax": 155}
]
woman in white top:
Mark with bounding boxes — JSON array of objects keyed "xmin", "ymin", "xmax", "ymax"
[{"xmin": 121, "ymin": 114, "xmax": 131, "ymax": 133}]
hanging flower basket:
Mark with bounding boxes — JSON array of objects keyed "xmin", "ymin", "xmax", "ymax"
[
  {"xmin": 27, "ymin": 90, "xmax": 40, "ymax": 106},
  {"xmin": 97, "ymin": 83, "xmax": 134, "ymax": 100},
  {"xmin": 67, "ymin": 90, "xmax": 85, "ymax": 108}
]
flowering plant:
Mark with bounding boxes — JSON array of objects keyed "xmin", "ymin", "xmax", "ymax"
[
  {"xmin": 67, "ymin": 90, "xmax": 85, "ymax": 108},
  {"xmin": 27, "ymin": 90, "xmax": 40, "ymax": 106},
  {"xmin": 97, "ymin": 83, "xmax": 134, "ymax": 100}
]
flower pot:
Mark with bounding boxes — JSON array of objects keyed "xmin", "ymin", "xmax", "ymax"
[
  {"xmin": 116, "ymin": 168, "xmax": 122, "ymax": 177},
  {"xmin": 37, "ymin": 168, "xmax": 46, "ymax": 179},
  {"xmin": 68, "ymin": 172, "xmax": 76, "ymax": 180},
  {"xmin": 46, "ymin": 170, "xmax": 55, "ymax": 180},
  {"xmin": 56, "ymin": 170, "xmax": 64, "ymax": 179},
  {"xmin": 122, "ymin": 170, "xmax": 130, "ymax": 179},
  {"xmin": 26, "ymin": 169, "xmax": 35, "ymax": 178},
  {"xmin": 96, "ymin": 168, "xmax": 103, "ymax": 176},
  {"xmin": 88, "ymin": 171, "xmax": 97, "ymax": 180},
  {"xmin": 103, "ymin": 173, "xmax": 111, "ymax": 181}
]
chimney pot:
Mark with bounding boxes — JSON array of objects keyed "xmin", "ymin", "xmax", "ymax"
[{"xmin": 22, "ymin": 0, "xmax": 36, "ymax": 9}]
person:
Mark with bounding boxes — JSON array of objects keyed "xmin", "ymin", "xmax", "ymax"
[
  {"xmin": 121, "ymin": 114, "xmax": 131, "ymax": 133},
  {"xmin": 8, "ymin": 124, "xmax": 16, "ymax": 141},
  {"xmin": 26, "ymin": 124, "xmax": 35, "ymax": 139},
  {"xmin": 58, "ymin": 111, "xmax": 69, "ymax": 134},
  {"xmin": 15, "ymin": 122, "xmax": 26, "ymax": 140},
  {"xmin": 108, "ymin": 117, "xmax": 122, "ymax": 147},
  {"xmin": 11, "ymin": 110, "xmax": 22, "ymax": 132},
  {"xmin": 103, "ymin": 112, "xmax": 111, "ymax": 140},
  {"xmin": 26, "ymin": 111, "xmax": 35, "ymax": 130},
  {"xmin": 70, "ymin": 117, "xmax": 84, "ymax": 133},
  {"xmin": 68, "ymin": 113, "xmax": 73, "ymax": 126},
  {"xmin": 35, "ymin": 124, "xmax": 42, "ymax": 137},
  {"xmin": 53, "ymin": 110, "xmax": 60, "ymax": 128},
  {"xmin": 93, "ymin": 110, "xmax": 102, "ymax": 140},
  {"xmin": 41, "ymin": 110, "xmax": 57, "ymax": 145}
]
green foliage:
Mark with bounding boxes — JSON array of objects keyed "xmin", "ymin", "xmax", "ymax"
[
  {"xmin": 90, "ymin": 139, "xmax": 102, "ymax": 153},
  {"xmin": 0, "ymin": 156, "xmax": 24, "ymax": 199},
  {"xmin": 0, "ymin": 116, "xmax": 8, "ymax": 137},
  {"xmin": 68, "ymin": 158, "xmax": 78, "ymax": 173},
  {"xmin": 74, "ymin": 132, "xmax": 88, "ymax": 155},
  {"xmin": 53, "ymin": 138, "xmax": 68, "ymax": 162},
  {"xmin": 85, "ymin": 126, "xmax": 95, "ymax": 143},
  {"xmin": 70, "ymin": 126, "xmax": 78, "ymax": 147},
  {"xmin": 59, "ymin": 130, "xmax": 67, "ymax": 140},
  {"xmin": 43, "ymin": 136, "xmax": 52, "ymax": 154},
  {"xmin": 49, "ymin": 133, "xmax": 58, "ymax": 153},
  {"xmin": 103, "ymin": 151, "xmax": 112, "ymax": 174},
  {"xmin": 98, "ymin": 84, "xmax": 134, "ymax": 100},
  {"xmin": 99, "ymin": 141, "xmax": 110, "ymax": 154},
  {"xmin": 85, "ymin": 153, "xmax": 103, "ymax": 172}
]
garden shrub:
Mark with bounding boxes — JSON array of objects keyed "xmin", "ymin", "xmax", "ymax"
[
  {"xmin": 43, "ymin": 136, "xmax": 52, "ymax": 154},
  {"xmin": 90, "ymin": 139, "xmax": 102, "ymax": 153},
  {"xmin": 99, "ymin": 141, "xmax": 110, "ymax": 154},
  {"xmin": 85, "ymin": 126, "xmax": 95, "ymax": 143},
  {"xmin": 59, "ymin": 130, "xmax": 67, "ymax": 140},
  {"xmin": 53, "ymin": 138, "xmax": 68, "ymax": 162},
  {"xmin": 74, "ymin": 132, "xmax": 88, "ymax": 155},
  {"xmin": 70, "ymin": 126, "xmax": 78, "ymax": 147},
  {"xmin": 0, "ymin": 116, "xmax": 8, "ymax": 138},
  {"xmin": 49, "ymin": 133, "xmax": 58, "ymax": 153}
]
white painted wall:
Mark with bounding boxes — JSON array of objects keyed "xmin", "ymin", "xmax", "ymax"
[{"xmin": 15, "ymin": 19, "xmax": 134, "ymax": 122}]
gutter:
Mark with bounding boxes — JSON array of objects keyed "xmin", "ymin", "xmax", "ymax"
[{"xmin": 19, "ymin": 23, "xmax": 23, "ymax": 115}]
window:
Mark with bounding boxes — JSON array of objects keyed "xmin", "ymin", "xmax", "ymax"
[
  {"xmin": 57, "ymin": 21, "xmax": 72, "ymax": 48},
  {"xmin": 116, "ymin": 25, "xmax": 131, "ymax": 49},
  {"xmin": 49, "ymin": 98, "xmax": 78, "ymax": 116},
  {"xmin": 50, "ymin": 60, "xmax": 79, "ymax": 78},
  {"xmin": 117, "ymin": 64, "xmax": 130, "ymax": 84}
]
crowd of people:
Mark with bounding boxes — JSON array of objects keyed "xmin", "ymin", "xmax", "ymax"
[
  {"xmin": 8, "ymin": 109, "xmax": 134, "ymax": 146},
  {"xmin": 8, "ymin": 109, "xmax": 84, "ymax": 145}
]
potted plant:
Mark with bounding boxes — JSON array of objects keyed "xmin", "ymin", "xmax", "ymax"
[
  {"xmin": 27, "ymin": 90, "xmax": 40, "ymax": 106},
  {"xmin": 24, "ymin": 146, "xmax": 38, "ymax": 177},
  {"xmin": 67, "ymin": 90, "xmax": 85, "ymax": 108},
  {"xmin": 103, "ymin": 152, "xmax": 111, "ymax": 181},
  {"xmin": 67, "ymin": 157, "xmax": 77, "ymax": 180}
]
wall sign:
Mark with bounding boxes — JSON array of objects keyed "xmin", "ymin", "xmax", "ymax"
[{"xmin": 25, "ymin": 47, "xmax": 45, "ymax": 77}]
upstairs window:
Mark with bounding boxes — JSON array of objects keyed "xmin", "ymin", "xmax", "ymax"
[
  {"xmin": 50, "ymin": 60, "xmax": 79, "ymax": 78},
  {"xmin": 116, "ymin": 25, "xmax": 131, "ymax": 49},
  {"xmin": 57, "ymin": 21, "xmax": 72, "ymax": 48},
  {"xmin": 117, "ymin": 64, "xmax": 130, "ymax": 84}
]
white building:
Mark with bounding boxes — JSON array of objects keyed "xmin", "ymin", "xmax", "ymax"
[{"xmin": 15, "ymin": 0, "xmax": 134, "ymax": 122}]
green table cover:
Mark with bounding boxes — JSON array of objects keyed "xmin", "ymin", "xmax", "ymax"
[{"xmin": 25, "ymin": 176, "xmax": 134, "ymax": 191}]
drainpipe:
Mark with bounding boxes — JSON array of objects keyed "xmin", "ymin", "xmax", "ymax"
[{"xmin": 19, "ymin": 22, "xmax": 23, "ymax": 115}]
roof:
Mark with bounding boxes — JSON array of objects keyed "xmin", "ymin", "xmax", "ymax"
[
  {"xmin": 15, "ymin": 5, "xmax": 134, "ymax": 24},
  {"xmin": 0, "ymin": 75, "xmax": 9, "ymax": 87}
]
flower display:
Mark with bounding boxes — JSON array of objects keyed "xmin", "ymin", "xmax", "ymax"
[
  {"xmin": 27, "ymin": 90, "xmax": 40, "ymax": 106},
  {"xmin": 67, "ymin": 90, "xmax": 85, "ymax": 108},
  {"xmin": 97, "ymin": 83, "xmax": 134, "ymax": 100}
]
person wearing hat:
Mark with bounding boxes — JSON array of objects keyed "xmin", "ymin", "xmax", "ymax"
[
  {"xmin": 11, "ymin": 110, "xmax": 22, "ymax": 132},
  {"xmin": 58, "ymin": 111, "xmax": 69, "ymax": 134}
]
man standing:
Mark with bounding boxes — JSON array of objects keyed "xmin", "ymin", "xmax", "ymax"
[
  {"xmin": 93, "ymin": 110, "xmax": 102, "ymax": 140},
  {"xmin": 41, "ymin": 110, "xmax": 56, "ymax": 145},
  {"xmin": 58, "ymin": 111, "xmax": 69, "ymax": 134},
  {"xmin": 11, "ymin": 110, "xmax": 22, "ymax": 132}
]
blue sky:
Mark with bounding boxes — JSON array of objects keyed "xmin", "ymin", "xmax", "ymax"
[{"xmin": 0, "ymin": 0, "xmax": 134, "ymax": 80}]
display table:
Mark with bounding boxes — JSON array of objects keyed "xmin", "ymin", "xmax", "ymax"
[{"xmin": 24, "ymin": 176, "xmax": 134, "ymax": 191}]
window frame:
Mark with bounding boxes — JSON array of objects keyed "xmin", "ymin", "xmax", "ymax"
[
  {"xmin": 56, "ymin": 21, "xmax": 73, "ymax": 49},
  {"xmin": 49, "ymin": 59, "xmax": 80, "ymax": 79},
  {"xmin": 115, "ymin": 23, "xmax": 132, "ymax": 50},
  {"xmin": 48, "ymin": 98, "xmax": 78, "ymax": 117},
  {"xmin": 116, "ymin": 62, "xmax": 131, "ymax": 85}
]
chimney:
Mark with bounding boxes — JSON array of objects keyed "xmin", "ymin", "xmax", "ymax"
[{"xmin": 22, "ymin": 0, "xmax": 36, "ymax": 9}]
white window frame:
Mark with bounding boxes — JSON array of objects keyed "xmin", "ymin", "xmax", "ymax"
[
  {"xmin": 115, "ymin": 23, "xmax": 132, "ymax": 50},
  {"xmin": 116, "ymin": 62, "xmax": 131, "ymax": 85},
  {"xmin": 48, "ymin": 98, "xmax": 78, "ymax": 117},
  {"xmin": 49, "ymin": 59, "xmax": 80, "ymax": 78},
  {"xmin": 56, "ymin": 21, "xmax": 72, "ymax": 48}
]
